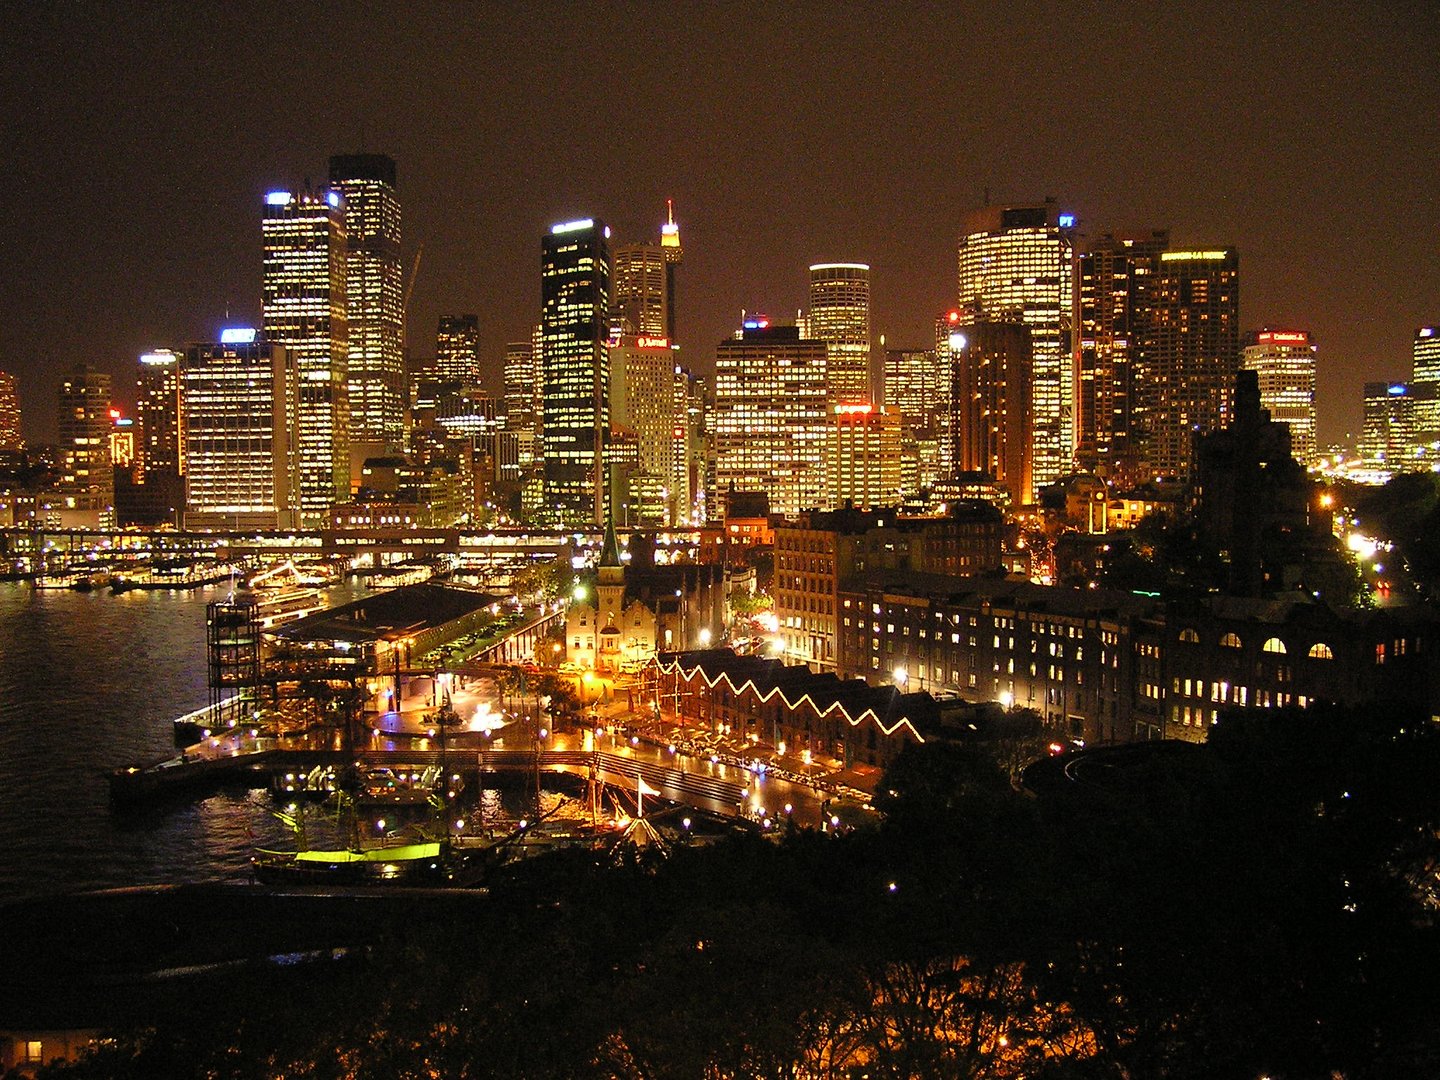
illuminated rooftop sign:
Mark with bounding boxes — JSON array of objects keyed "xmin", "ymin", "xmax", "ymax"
[
  {"xmin": 636, "ymin": 336, "xmax": 670, "ymax": 350},
  {"xmin": 1058, "ymin": 213, "xmax": 1076, "ymax": 228},
  {"xmin": 139, "ymin": 351, "xmax": 177, "ymax": 366},
  {"xmin": 551, "ymin": 218, "xmax": 594, "ymax": 235},
  {"xmin": 834, "ymin": 403, "xmax": 874, "ymax": 415},
  {"xmin": 220, "ymin": 328, "xmax": 258, "ymax": 345},
  {"xmin": 326, "ymin": 191, "xmax": 340, "ymax": 208},
  {"xmin": 809, "ymin": 262, "xmax": 870, "ymax": 272},
  {"xmin": 1388, "ymin": 385, "xmax": 1409, "ymax": 396},
  {"xmin": 1257, "ymin": 331, "xmax": 1310, "ymax": 345},
  {"xmin": 265, "ymin": 191, "xmax": 293, "ymax": 206},
  {"xmin": 1161, "ymin": 250, "xmax": 1231, "ymax": 261},
  {"xmin": 1422, "ymin": 327, "xmax": 1436, "ymax": 339}
]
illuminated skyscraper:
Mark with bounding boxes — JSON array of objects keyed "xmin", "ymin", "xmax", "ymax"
[
  {"xmin": 1241, "ymin": 329, "xmax": 1318, "ymax": 467},
  {"xmin": 329, "ymin": 154, "xmax": 403, "ymax": 455},
  {"xmin": 612, "ymin": 244, "xmax": 669, "ymax": 339},
  {"xmin": 714, "ymin": 321, "xmax": 828, "ymax": 516},
  {"xmin": 1075, "ymin": 231, "xmax": 1169, "ymax": 483},
  {"xmin": 1411, "ymin": 326, "xmax": 1440, "ymax": 439},
  {"xmin": 135, "ymin": 349, "xmax": 184, "ymax": 483},
  {"xmin": 660, "ymin": 200, "xmax": 682, "ymax": 342},
  {"xmin": 883, "ymin": 347, "xmax": 944, "ymax": 434},
  {"xmin": 541, "ymin": 217, "xmax": 611, "ymax": 525},
  {"xmin": 957, "ymin": 203, "xmax": 1075, "ymax": 490},
  {"xmin": 182, "ymin": 330, "xmax": 300, "ymax": 530},
  {"xmin": 1134, "ymin": 248, "xmax": 1240, "ymax": 478},
  {"xmin": 262, "ymin": 185, "xmax": 348, "ymax": 527},
  {"xmin": 57, "ymin": 366, "xmax": 113, "ymax": 527},
  {"xmin": 436, "ymin": 314, "xmax": 480, "ymax": 385},
  {"xmin": 827, "ymin": 403, "xmax": 901, "ymax": 510},
  {"xmin": 504, "ymin": 336, "xmax": 542, "ymax": 471},
  {"xmin": 609, "ymin": 335, "xmax": 683, "ymax": 525},
  {"xmin": 809, "ymin": 263, "xmax": 871, "ymax": 403},
  {"xmin": 948, "ymin": 319, "xmax": 1033, "ymax": 508},
  {"xmin": 0, "ymin": 370, "xmax": 21, "ymax": 451}
]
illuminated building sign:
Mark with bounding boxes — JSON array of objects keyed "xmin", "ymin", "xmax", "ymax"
[
  {"xmin": 1422, "ymin": 328, "xmax": 1436, "ymax": 339},
  {"xmin": 742, "ymin": 318, "xmax": 771, "ymax": 331},
  {"xmin": 1161, "ymin": 250, "xmax": 1231, "ymax": 261},
  {"xmin": 326, "ymin": 191, "xmax": 340, "ymax": 208},
  {"xmin": 140, "ymin": 351, "xmax": 176, "ymax": 365},
  {"xmin": 1388, "ymin": 385, "xmax": 1409, "ymax": 396},
  {"xmin": 636, "ymin": 337, "xmax": 670, "ymax": 350},
  {"xmin": 834, "ymin": 403, "xmax": 874, "ymax": 415},
  {"xmin": 1258, "ymin": 331, "xmax": 1310, "ymax": 345},
  {"xmin": 265, "ymin": 191, "xmax": 293, "ymax": 206},
  {"xmin": 1058, "ymin": 214, "xmax": 1076, "ymax": 228},
  {"xmin": 551, "ymin": 218, "xmax": 594, "ymax": 235},
  {"xmin": 220, "ymin": 328, "xmax": 258, "ymax": 345}
]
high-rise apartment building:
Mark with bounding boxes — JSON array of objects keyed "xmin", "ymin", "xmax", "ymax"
[
  {"xmin": 949, "ymin": 319, "xmax": 1034, "ymax": 507},
  {"xmin": 827, "ymin": 403, "xmax": 901, "ymax": 510},
  {"xmin": 714, "ymin": 321, "xmax": 828, "ymax": 516},
  {"xmin": 957, "ymin": 203, "xmax": 1075, "ymax": 490},
  {"xmin": 261, "ymin": 185, "xmax": 348, "ymax": 527},
  {"xmin": 57, "ymin": 366, "xmax": 113, "ymax": 527},
  {"xmin": 135, "ymin": 349, "xmax": 184, "ymax": 483},
  {"xmin": 1240, "ymin": 329, "xmax": 1317, "ymax": 467},
  {"xmin": 1134, "ymin": 248, "xmax": 1240, "ymax": 478},
  {"xmin": 436, "ymin": 314, "xmax": 481, "ymax": 385},
  {"xmin": 329, "ymin": 154, "xmax": 404, "ymax": 456},
  {"xmin": 183, "ymin": 330, "xmax": 300, "ymax": 530},
  {"xmin": 809, "ymin": 263, "xmax": 871, "ymax": 403},
  {"xmin": 1076, "ymin": 231, "xmax": 1169, "ymax": 483},
  {"xmin": 0, "ymin": 370, "xmax": 21, "ymax": 451},
  {"xmin": 541, "ymin": 217, "xmax": 611, "ymax": 525}
]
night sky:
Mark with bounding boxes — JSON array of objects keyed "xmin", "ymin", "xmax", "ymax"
[{"xmin": 3, "ymin": 1, "xmax": 1436, "ymax": 445}]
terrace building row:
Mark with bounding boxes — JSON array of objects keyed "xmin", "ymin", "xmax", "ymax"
[{"xmin": 835, "ymin": 572, "xmax": 1439, "ymax": 745}]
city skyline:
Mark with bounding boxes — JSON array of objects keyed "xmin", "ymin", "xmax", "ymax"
[{"xmin": 2, "ymin": 2, "xmax": 1436, "ymax": 446}]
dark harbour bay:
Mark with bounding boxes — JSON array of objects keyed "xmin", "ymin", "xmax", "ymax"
[{"xmin": 0, "ymin": 581, "xmax": 346, "ymax": 901}]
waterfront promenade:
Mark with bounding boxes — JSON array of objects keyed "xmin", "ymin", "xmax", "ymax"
[{"xmin": 111, "ymin": 676, "xmax": 876, "ymax": 832}]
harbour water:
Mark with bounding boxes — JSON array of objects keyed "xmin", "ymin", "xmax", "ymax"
[{"xmin": 0, "ymin": 581, "xmax": 364, "ymax": 901}]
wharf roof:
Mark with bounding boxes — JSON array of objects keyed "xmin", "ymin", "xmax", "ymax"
[
  {"xmin": 656, "ymin": 648, "xmax": 944, "ymax": 740},
  {"xmin": 275, "ymin": 582, "xmax": 497, "ymax": 644}
]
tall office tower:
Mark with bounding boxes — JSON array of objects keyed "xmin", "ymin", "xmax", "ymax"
[
  {"xmin": 883, "ymin": 347, "xmax": 945, "ymax": 434},
  {"xmin": 541, "ymin": 217, "xmax": 611, "ymax": 525},
  {"xmin": 1360, "ymin": 381, "xmax": 1430, "ymax": 466},
  {"xmin": 329, "ymin": 154, "xmax": 403, "ymax": 458},
  {"xmin": 1075, "ymin": 231, "xmax": 1169, "ymax": 483},
  {"xmin": 1240, "ymin": 329, "xmax": 1318, "ymax": 467},
  {"xmin": 828, "ymin": 403, "xmax": 901, "ymax": 509},
  {"xmin": 1134, "ymin": 248, "xmax": 1240, "ymax": 478},
  {"xmin": 0, "ymin": 370, "xmax": 21, "ymax": 451},
  {"xmin": 182, "ymin": 330, "xmax": 300, "ymax": 530},
  {"xmin": 809, "ymin": 263, "xmax": 871, "ymax": 403},
  {"xmin": 957, "ymin": 203, "xmax": 1075, "ymax": 489},
  {"xmin": 949, "ymin": 319, "xmax": 1034, "ymax": 507},
  {"xmin": 609, "ymin": 335, "xmax": 682, "ymax": 525},
  {"xmin": 436, "ymin": 314, "xmax": 481, "ymax": 385},
  {"xmin": 612, "ymin": 244, "xmax": 669, "ymax": 339},
  {"xmin": 1411, "ymin": 326, "xmax": 1440, "ymax": 440},
  {"xmin": 57, "ymin": 366, "xmax": 114, "ymax": 526},
  {"xmin": 714, "ymin": 321, "xmax": 829, "ymax": 516},
  {"xmin": 261, "ymin": 184, "xmax": 348, "ymax": 527},
  {"xmin": 503, "ymin": 337, "xmax": 542, "ymax": 468},
  {"xmin": 135, "ymin": 349, "xmax": 184, "ymax": 483}
]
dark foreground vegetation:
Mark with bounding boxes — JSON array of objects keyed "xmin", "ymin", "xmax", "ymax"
[{"xmin": 14, "ymin": 703, "xmax": 1440, "ymax": 1078}]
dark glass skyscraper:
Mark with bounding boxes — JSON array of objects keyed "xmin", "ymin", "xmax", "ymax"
[
  {"xmin": 1075, "ymin": 230, "xmax": 1168, "ymax": 485},
  {"xmin": 1135, "ymin": 248, "xmax": 1240, "ymax": 478},
  {"xmin": 541, "ymin": 218, "xmax": 611, "ymax": 525}
]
